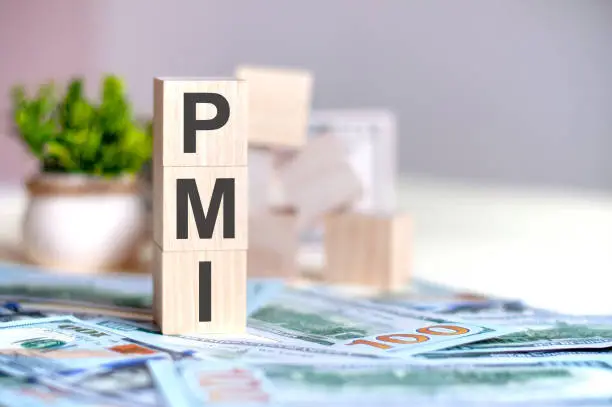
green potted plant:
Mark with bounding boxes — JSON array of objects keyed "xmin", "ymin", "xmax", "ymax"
[{"xmin": 11, "ymin": 75, "xmax": 152, "ymax": 272}]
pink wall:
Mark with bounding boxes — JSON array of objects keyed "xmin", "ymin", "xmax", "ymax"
[
  {"xmin": 1, "ymin": 1, "xmax": 612, "ymax": 189},
  {"xmin": 0, "ymin": 1, "xmax": 102, "ymax": 184}
]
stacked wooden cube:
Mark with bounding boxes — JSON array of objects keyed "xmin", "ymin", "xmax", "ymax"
[
  {"xmin": 152, "ymin": 78, "xmax": 248, "ymax": 335},
  {"xmin": 151, "ymin": 67, "xmax": 412, "ymax": 336}
]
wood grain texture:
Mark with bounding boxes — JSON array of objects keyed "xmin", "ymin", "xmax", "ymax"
[
  {"xmin": 324, "ymin": 212, "xmax": 411, "ymax": 292},
  {"xmin": 278, "ymin": 135, "xmax": 362, "ymax": 229},
  {"xmin": 152, "ymin": 244, "xmax": 246, "ymax": 335},
  {"xmin": 248, "ymin": 208, "xmax": 299, "ymax": 279},
  {"xmin": 153, "ymin": 166, "xmax": 248, "ymax": 251},
  {"xmin": 153, "ymin": 78, "xmax": 247, "ymax": 167},
  {"xmin": 235, "ymin": 66, "xmax": 312, "ymax": 148}
]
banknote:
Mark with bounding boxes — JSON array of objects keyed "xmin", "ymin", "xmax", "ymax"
[
  {"xmin": 247, "ymin": 287, "xmax": 516, "ymax": 357},
  {"xmin": 375, "ymin": 298, "xmax": 538, "ymax": 318},
  {"xmin": 430, "ymin": 322, "xmax": 612, "ymax": 355},
  {"xmin": 179, "ymin": 358, "xmax": 612, "ymax": 405},
  {"xmin": 0, "ymin": 263, "xmax": 282, "ymax": 319},
  {"xmin": 0, "ymin": 302, "xmax": 48, "ymax": 322},
  {"xmin": 147, "ymin": 359, "xmax": 195, "ymax": 407},
  {"xmin": 414, "ymin": 349, "xmax": 612, "ymax": 364},
  {"xmin": 179, "ymin": 359, "xmax": 275, "ymax": 405},
  {"xmin": 2, "ymin": 301, "xmax": 152, "ymax": 322},
  {"xmin": 0, "ymin": 262, "xmax": 152, "ymax": 312},
  {"xmin": 38, "ymin": 356, "xmax": 165, "ymax": 407},
  {"xmin": 0, "ymin": 371, "xmax": 125, "ymax": 407},
  {"xmin": 48, "ymin": 356, "xmax": 271, "ymax": 407},
  {"xmin": 89, "ymin": 317, "xmax": 391, "ymax": 363},
  {"xmin": 376, "ymin": 298, "xmax": 612, "ymax": 327},
  {"xmin": 246, "ymin": 278, "xmax": 285, "ymax": 315},
  {"xmin": 0, "ymin": 316, "xmax": 191, "ymax": 377}
]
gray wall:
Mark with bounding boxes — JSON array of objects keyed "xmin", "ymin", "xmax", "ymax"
[{"xmin": 2, "ymin": 0, "xmax": 612, "ymax": 189}]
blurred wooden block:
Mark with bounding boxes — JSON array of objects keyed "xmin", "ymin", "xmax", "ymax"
[
  {"xmin": 153, "ymin": 166, "xmax": 248, "ymax": 251},
  {"xmin": 248, "ymin": 148, "xmax": 297, "ymax": 210},
  {"xmin": 153, "ymin": 245, "xmax": 246, "ymax": 334},
  {"xmin": 236, "ymin": 66, "xmax": 313, "ymax": 148},
  {"xmin": 278, "ymin": 135, "xmax": 362, "ymax": 229},
  {"xmin": 248, "ymin": 149, "xmax": 274, "ymax": 212},
  {"xmin": 153, "ymin": 78, "xmax": 247, "ymax": 167},
  {"xmin": 309, "ymin": 110, "xmax": 397, "ymax": 213},
  {"xmin": 324, "ymin": 212, "xmax": 411, "ymax": 292},
  {"xmin": 248, "ymin": 208, "xmax": 299, "ymax": 279}
]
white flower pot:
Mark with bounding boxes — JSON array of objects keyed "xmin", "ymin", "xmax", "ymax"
[{"xmin": 22, "ymin": 174, "xmax": 146, "ymax": 273}]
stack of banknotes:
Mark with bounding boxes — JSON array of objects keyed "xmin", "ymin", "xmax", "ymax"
[{"xmin": 0, "ymin": 262, "xmax": 611, "ymax": 406}]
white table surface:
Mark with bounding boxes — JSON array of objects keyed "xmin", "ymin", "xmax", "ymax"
[{"xmin": 2, "ymin": 176, "xmax": 611, "ymax": 315}]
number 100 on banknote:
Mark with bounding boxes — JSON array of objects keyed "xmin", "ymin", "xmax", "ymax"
[{"xmin": 248, "ymin": 289, "xmax": 515, "ymax": 357}]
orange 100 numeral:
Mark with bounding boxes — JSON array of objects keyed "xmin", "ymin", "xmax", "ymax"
[{"xmin": 345, "ymin": 325, "xmax": 470, "ymax": 350}]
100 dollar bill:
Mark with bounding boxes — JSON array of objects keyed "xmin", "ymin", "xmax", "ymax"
[
  {"xmin": 376, "ymin": 298, "xmax": 612, "ymax": 327},
  {"xmin": 0, "ymin": 316, "xmax": 190, "ymax": 377},
  {"xmin": 180, "ymin": 358, "xmax": 612, "ymax": 405},
  {"xmin": 90, "ymin": 318, "xmax": 392, "ymax": 364},
  {"xmin": 247, "ymin": 288, "xmax": 516, "ymax": 357},
  {"xmin": 431, "ymin": 322, "xmax": 612, "ymax": 355},
  {"xmin": 415, "ymin": 349, "xmax": 612, "ymax": 365}
]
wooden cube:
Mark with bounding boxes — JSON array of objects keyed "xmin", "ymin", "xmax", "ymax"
[
  {"xmin": 278, "ymin": 135, "xmax": 362, "ymax": 229},
  {"xmin": 248, "ymin": 208, "xmax": 299, "ymax": 279},
  {"xmin": 153, "ymin": 245, "xmax": 246, "ymax": 334},
  {"xmin": 153, "ymin": 166, "xmax": 248, "ymax": 251},
  {"xmin": 236, "ymin": 66, "xmax": 313, "ymax": 148},
  {"xmin": 324, "ymin": 212, "xmax": 411, "ymax": 292},
  {"xmin": 153, "ymin": 78, "xmax": 247, "ymax": 167}
]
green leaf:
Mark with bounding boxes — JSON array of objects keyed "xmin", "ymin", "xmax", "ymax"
[
  {"xmin": 11, "ymin": 74, "xmax": 152, "ymax": 175},
  {"xmin": 44, "ymin": 141, "xmax": 78, "ymax": 171}
]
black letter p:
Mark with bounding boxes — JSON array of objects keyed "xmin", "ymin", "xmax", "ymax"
[{"xmin": 183, "ymin": 93, "xmax": 230, "ymax": 153}]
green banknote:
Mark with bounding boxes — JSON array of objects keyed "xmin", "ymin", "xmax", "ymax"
[
  {"xmin": 0, "ymin": 371, "xmax": 125, "ymax": 407},
  {"xmin": 0, "ymin": 316, "xmax": 190, "ymax": 377},
  {"xmin": 375, "ymin": 298, "xmax": 612, "ymax": 327},
  {"xmin": 0, "ymin": 263, "xmax": 281, "ymax": 318},
  {"xmin": 430, "ymin": 322, "xmax": 612, "ymax": 355},
  {"xmin": 247, "ymin": 287, "xmax": 515, "ymax": 357},
  {"xmin": 40, "ymin": 357, "xmax": 166, "ymax": 407},
  {"xmin": 89, "ymin": 317, "xmax": 391, "ymax": 364},
  {"xmin": 179, "ymin": 359, "xmax": 276, "ymax": 405},
  {"xmin": 179, "ymin": 358, "xmax": 612, "ymax": 405},
  {"xmin": 0, "ymin": 370, "xmax": 138, "ymax": 407},
  {"xmin": 415, "ymin": 350, "xmax": 612, "ymax": 365},
  {"xmin": 0, "ymin": 262, "xmax": 152, "ymax": 311}
]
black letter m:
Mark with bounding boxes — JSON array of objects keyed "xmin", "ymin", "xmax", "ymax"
[{"xmin": 176, "ymin": 178, "xmax": 235, "ymax": 239}]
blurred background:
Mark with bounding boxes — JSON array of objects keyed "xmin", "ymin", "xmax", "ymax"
[
  {"xmin": 1, "ymin": 0, "xmax": 611, "ymax": 312},
  {"xmin": 2, "ymin": 0, "xmax": 612, "ymax": 188}
]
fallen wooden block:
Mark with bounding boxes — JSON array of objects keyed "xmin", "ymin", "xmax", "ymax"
[
  {"xmin": 236, "ymin": 66, "xmax": 313, "ymax": 149},
  {"xmin": 324, "ymin": 212, "xmax": 411, "ymax": 292},
  {"xmin": 278, "ymin": 134, "xmax": 362, "ymax": 229},
  {"xmin": 248, "ymin": 207, "xmax": 299, "ymax": 279}
]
